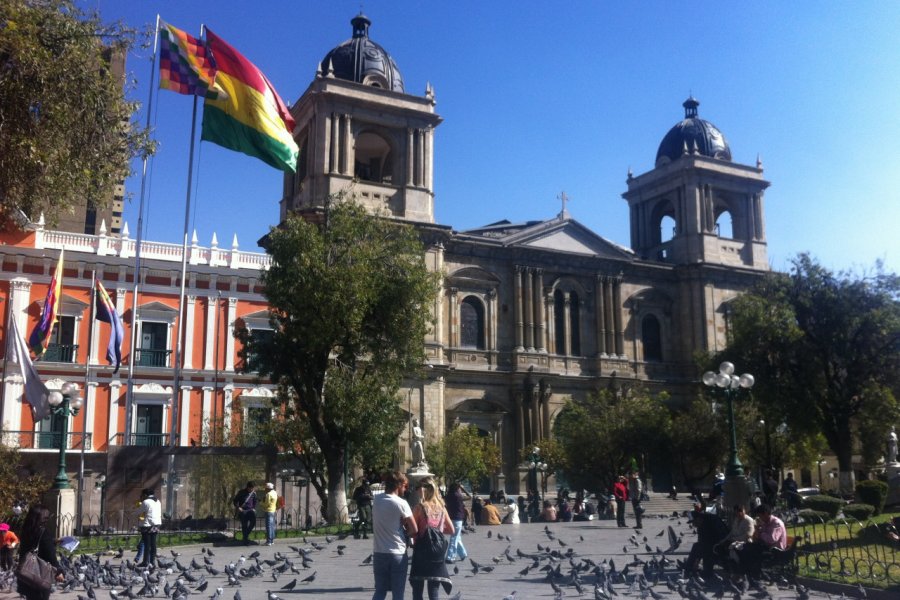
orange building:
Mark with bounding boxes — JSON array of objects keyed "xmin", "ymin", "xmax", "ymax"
[{"xmin": 0, "ymin": 215, "xmax": 290, "ymax": 523}]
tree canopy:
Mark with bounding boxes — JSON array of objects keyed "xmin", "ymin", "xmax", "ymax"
[
  {"xmin": 0, "ymin": 0, "xmax": 154, "ymax": 223},
  {"xmin": 429, "ymin": 424, "xmax": 502, "ymax": 489},
  {"xmin": 718, "ymin": 254, "xmax": 900, "ymax": 493},
  {"xmin": 237, "ymin": 198, "xmax": 438, "ymax": 522}
]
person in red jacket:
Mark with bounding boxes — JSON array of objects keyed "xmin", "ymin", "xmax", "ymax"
[{"xmin": 613, "ymin": 475, "xmax": 629, "ymax": 528}]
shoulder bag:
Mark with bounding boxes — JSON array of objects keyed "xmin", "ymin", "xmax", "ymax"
[{"xmin": 16, "ymin": 528, "xmax": 55, "ymax": 592}]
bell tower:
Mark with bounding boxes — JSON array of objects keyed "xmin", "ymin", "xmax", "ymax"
[
  {"xmin": 280, "ymin": 14, "xmax": 442, "ymax": 223},
  {"xmin": 622, "ymin": 98, "xmax": 769, "ymax": 270}
]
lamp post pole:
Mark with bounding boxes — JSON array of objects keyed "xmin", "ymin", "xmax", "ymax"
[
  {"xmin": 49, "ymin": 382, "xmax": 83, "ymax": 490},
  {"xmin": 703, "ymin": 362, "xmax": 754, "ymax": 507}
]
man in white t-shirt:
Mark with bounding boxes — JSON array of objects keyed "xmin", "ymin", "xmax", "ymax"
[{"xmin": 371, "ymin": 471, "xmax": 417, "ymax": 600}]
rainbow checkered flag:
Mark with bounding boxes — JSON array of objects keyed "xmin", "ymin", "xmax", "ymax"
[{"xmin": 159, "ymin": 20, "xmax": 227, "ymax": 100}]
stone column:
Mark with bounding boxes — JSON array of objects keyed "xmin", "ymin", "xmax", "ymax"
[
  {"xmin": 329, "ymin": 113, "xmax": 339, "ymax": 174},
  {"xmin": 514, "ymin": 267, "xmax": 524, "ymax": 351},
  {"xmin": 433, "ymin": 243, "xmax": 444, "ymax": 350},
  {"xmin": 514, "ymin": 391, "xmax": 525, "ymax": 452},
  {"xmin": 4, "ymin": 278, "xmax": 31, "ymax": 430},
  {"xmin": 524, "ymin": 269, "xmax": 534, "ymax": 351},
  {"xmin": 540, "ymin": 384, "xmax": 551, "ymax": 440},
  {"xmin": 596, "ymin": 275, "xmax": 607, "ymax": 356},
  {"xmin": 604, "ymin": 277, "xmax": 615, "ymax": 354},
  {"xmin": 222, "ymin": 385, "xmax": 234, "ymax": 438},
  {"xmin": 183, "ymin": 295, "xmax": 195, "ymax": 370},
  {"xmin": 84, "ymin": 382, "xmax": 98, "ymax": 450},
  {"xmin": 407, "ymin": 128, "xmax": 415, "ymax": 186},
  {"xmin": 424, "ymin": 127, "xmax": 434, "ymax": 192},
  {"xmin": 546, "ymin": 292, "xmax": 556, "ymax": 355},
  {"xmin": 534, "ymin": 269, "xmax": 545, "ymax": 352},
  {"xmin": 613, "ymin": 277, "xmax": 625, "ymax": 356},
  {"xmin": 562, "ymin": 292, "xmax": 572, "ymax": 356},
  {"xmin": 225, "ymin": 298, "xmax": 237, "ymax": 371},
  {"xmin": 204, "ymin": 295, "xmax": 217, "ymax": 370},
  {"xmin": 107, "ymin": 380, "xmax": 121, "ymax": 446},
  {"xmin": 417, "ymin": 130, "xmax": 426, "ymax": 188},
  {"xmin": 179, "ymin": 386, "xmax": 192, "ymax": 446},
  {"xmin": 201, "ymin": 386, "xmax": 213, "ymax": 438},
  {"xmin": 531, "ymin": 389, "xmax": 541, "ymax": 442},
  {"xmin": 448, "ymin": 288, "xmax": 458, "ymax": 348},
  {"xmin": 487, "ymin": 290, "xmax": 497, "ymax": 351}
]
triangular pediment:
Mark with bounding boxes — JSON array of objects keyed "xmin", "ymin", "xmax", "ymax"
[
  {"xmin": 138, "ymin": 301, "xmax": 177, "ymax": 313},
  {"xmin": 505, "ymin": 218, "xmax": 633, "ymax": 259}
]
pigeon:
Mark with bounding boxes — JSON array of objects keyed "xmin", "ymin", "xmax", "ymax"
[
  {"xmin": 301, "ymin": 571, "xmax": 317, "ymax": 583},
  {"xmin": 361, "ymin": 554, "xmax": 373, "ymax": 565},
  {"xmin": 280, "ymin": 579, "xmax": 296, "ymax": 591}
]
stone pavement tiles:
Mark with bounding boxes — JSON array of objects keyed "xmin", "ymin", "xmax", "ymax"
[{"xmin": 47, "ymin": 515, "xmax": 830, "ymax": 600}]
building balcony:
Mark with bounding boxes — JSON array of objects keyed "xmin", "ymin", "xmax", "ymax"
[
  {"xmin": 135, "ymin": 348, "xmax": 172, "ymax": 367},
  {"xmin": 43, "ymin": 343, "xmax": 79, "ymax": 363},
  {"xmin": 0, "ymin": 430, "xmax": 91, "ymax": 450},
  {"xmin": 110, "ymin": 432, "xmax": 169, "ymax": 447}
]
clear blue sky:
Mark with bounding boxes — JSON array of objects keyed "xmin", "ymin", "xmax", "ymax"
[{"xmin": 93, "ymin": 1, "xmax": 900, "ymax": 274}]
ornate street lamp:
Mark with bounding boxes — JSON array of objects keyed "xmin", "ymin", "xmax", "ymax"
[
  {"xmin": 527, "ymin": 447, "xmax": 548, "ymax": 502},
  {"xmin": 702, "ymin": 362, "xmax": 754, "ymax": 478},
  {"xmin": 48, "ymin": 382, "xmax": 83, "ymax": 490}
]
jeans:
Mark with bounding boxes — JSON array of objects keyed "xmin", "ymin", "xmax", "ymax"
[
  {"xmin": 266, "ymin": 512, "xmax": 276, "ymax": 543},
  {"xmin": 240, "ymin": 509, "xmax": 256, "ymax": 542},
  {"xmin": 446, "ymin": 519, "xmax": 467, "ymax": 562},
  {"xmin": 372, "ymin": 552, "xmax": 408, "ymax": 600},
  {"xmin": 139, "ymin": 527, "xmax": 157, "ymax": 566},
  {"xmin": 410, "ymin": 580, "xmax": 440, "ymax": 600},
  {"xmin": 616, "ymin": 499, "xmax": 626, "ymax": 526},
  {"xmin": 632, "ymin": 499, "xmax": 643, "ymax": 528}
]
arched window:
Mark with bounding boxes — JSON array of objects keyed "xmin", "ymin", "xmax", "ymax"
[
  {"xmin": 569, "ymin": 291, "xmax": 581, "ymax": 356},
  {"xmin": 715, "ymin": 210, "xmax": 733, "ymax": 239},
  {"xmin": 642, "ymin": 314, "xmax": 662, "ymax": 362},
  {"xmin": 354, "ymin": 132, "xmax": 393, "ymax": 184},
  {"xmin": 553, "ymin": 288, "xmax": 582, "ymax": 356},
  {"xmin": 553, "ymin": 289, "xmax": 565, "ymax": 354},
  {"xmin": 460, "ymin": 296, "xmax": 485, "ymax": 349},
  {"xmin": 660, "ymin": 215, "xmax": 676, "ymax": 242}
]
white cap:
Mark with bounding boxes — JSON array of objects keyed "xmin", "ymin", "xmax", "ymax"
[{"xmin": 266, "ymin": 482, "xmax": 274, "ymax": 489}]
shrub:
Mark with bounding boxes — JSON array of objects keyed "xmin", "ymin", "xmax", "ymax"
[
  {"xmin": 802, "ymin": 494, "xmax": 844, "ymax": 519},
  {"xmin": 841, "ymin": 503, "xmax": 875, "ymax": 521},
  {"xmin": 798, "ymin": 509, "xmax": 830, "ymax": 523},
  {"xmin": 855, "ymin": 480, "xmax": 888, "ymax": 515}
]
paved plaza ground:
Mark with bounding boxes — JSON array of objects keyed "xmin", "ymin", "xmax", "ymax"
[{"xmin": 7, "ymin": 513, "xmax": 853, "ymax": 600}]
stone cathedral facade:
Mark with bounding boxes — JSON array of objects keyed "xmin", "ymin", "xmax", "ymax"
[{"xmin": 282, "ymin": 15, "xmax": 771, "ymax": 492}]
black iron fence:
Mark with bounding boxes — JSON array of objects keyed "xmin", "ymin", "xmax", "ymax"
[
  {"xmin": 0, "ymin": 430, "xmax": 91, "ymax": 450},
  {"xmin": 62, "ymin": 507, "xmax": 357, "ymax": 549},
  {"xmin": 108, "ymin": 432, "xmax": 170, "ymax": 447},
  {"xmin": 789, "ymin": 514, "xmax": 900, "ymax": 587}
]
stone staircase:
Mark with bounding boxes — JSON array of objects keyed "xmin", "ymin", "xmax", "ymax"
[{"xmin": 628, "ymin": 494, "xmax": 697, "ymax": 517}]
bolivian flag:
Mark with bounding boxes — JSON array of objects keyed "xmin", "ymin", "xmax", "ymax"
[{"xmin": 201, "ymin": 29, "xmax": 299, "ymax": 173}]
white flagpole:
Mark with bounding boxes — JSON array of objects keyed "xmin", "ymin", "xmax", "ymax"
[
  {"xmin": 124, "ymin": 14, "xmax": 161, "ymax": 445},
  {"xmin": 76, "ymin": 272, "xmax": 98, "ymax": 534}
]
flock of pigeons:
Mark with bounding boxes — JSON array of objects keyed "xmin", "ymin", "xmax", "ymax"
[{"xmin": 0, "ymin": 512, "xmax": 861, "ymax": 600}]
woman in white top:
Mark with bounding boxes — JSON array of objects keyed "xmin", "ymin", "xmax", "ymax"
[
  {"xmin": 137, "ymin": 488, "xmax": 162, "ymax": 567},
  {"xmin": 503, "ymin": 498, "xmax": 519, "ymax": 524}
]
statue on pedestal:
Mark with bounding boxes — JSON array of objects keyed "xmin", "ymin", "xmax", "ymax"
[
  {"xmin": 888, "ymin": 426, "xmax": 898, "ymax": 465},
  {"xmin": 410, "ymin": 417, "xmax": 426, "ymax": 468}
]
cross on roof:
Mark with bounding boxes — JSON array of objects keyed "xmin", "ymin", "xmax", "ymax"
[{"xmin": 558, "ymin": 191, "xmax": 570, "ymax": 219}]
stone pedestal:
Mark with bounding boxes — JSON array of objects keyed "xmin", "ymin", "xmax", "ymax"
[
  {"xmin": 885, "ymin": 463, "xmax": 900, "ymax": 507},
  {"xmin": 406, "ymin": 466, "xmax": 434, "ymax": 510},
  {"xmin": 44, "ymin": 488, "xmax": 76, "ymax": 537},
  {"xmin": 724, "ymin": 475, "xmax": 751, "ymax": 511}
]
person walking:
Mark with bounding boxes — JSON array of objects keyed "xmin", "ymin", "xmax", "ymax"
[
  {"xmin": 409, "ymin": 477, "xmax": 454, "ymax": 600},
  {"xmin": 0, "ymin": 522, "xmax": 20, "ymax": 570},
  {"xmin": 444, "ymin": 483, "xmax": 468, "ymax": 563},
  {"xmin": 629, "ymin": 471, "xmax": 644, "ymax": 529},
  {"xmin": 16, "ymin": 505, "xmax": 62, "ymax": 600},
  {"xmin": 233, "ymin": 481, "xmax": 258, "ymax": 545},
  {"xmin": 137, "ymin": 488, "xmax": 162, "ymax": 568},
  {"xmin": 261, "ymin": 482, "xmax": 278, "ymax": 546},
  {"xmin": 613, "ymin": 475, "xmax": 628, "ymax": 527},
  {"xmin": 372, "ymin": 471, "xmax": 417, "ymax": 600},
  {"xmin": 353, "ymin": 478, "xmax": 374, "ymax": 540}
]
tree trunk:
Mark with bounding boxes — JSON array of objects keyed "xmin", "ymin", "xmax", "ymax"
[
  {"xmin": 836, "ymin": 428, "xmax": 855, "ymax": 496},
  {"xmin": 325, "ymin": 448, "xmax": 348, "ymax": 524}
]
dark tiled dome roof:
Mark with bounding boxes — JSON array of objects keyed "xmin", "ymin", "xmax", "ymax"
[
  {"xmin": 656, "ymin": 97, "xmax": 731, "ymax": 167},
  {"xmin": 319, "ymin": 14, "xmax": 403, "ymax": 92}
]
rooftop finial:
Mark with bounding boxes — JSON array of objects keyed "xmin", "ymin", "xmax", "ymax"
[{"xmin": 558, "ymin": 191, "xmax": 570, "ymax": 219}]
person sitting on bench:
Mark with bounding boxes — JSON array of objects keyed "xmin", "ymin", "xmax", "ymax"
[{"xmin": 736, "ymin": 504, "xmax": 787, "ymax": 582}]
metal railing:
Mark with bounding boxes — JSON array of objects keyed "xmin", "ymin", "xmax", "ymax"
[
  {"xmin": 43, "ymin": 343, "xmax": 79, "ymax": 363},
  {"xmin": 135, "ymin": 348, "xmax": 172, "ymax": 367},
  {"xmin": 788, "ymin": 514, "xmax": 900, "ymax": 587},
  {"xmin": 0, "ymin": 430, "xmax": 91, "ymax": 450},
  {"xmin": 110, "ymin": 432, "xmax": 170, "ymax": 447}
]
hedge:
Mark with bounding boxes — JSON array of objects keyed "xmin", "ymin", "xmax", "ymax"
[
  {"xmin": 802, "ymin": 494, "xmax": 844, "ymax": 519},
  {"xmin": 855, "ymin": 480, "xmax": 888, "ymax": 515},
  {"xmin": 798, "ymin": 509, "xmax": 830, "ymax": 523},
  {"xmin": 841, "ymin": 503, "xmax": 875, "ymax": 521}
]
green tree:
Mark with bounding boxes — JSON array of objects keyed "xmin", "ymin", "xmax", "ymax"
[
  {"xmin": 429, "ymin": 424, "xmax": 502, "ymax": 488},
  {"xmin": 0, "ymin": 444, "xmax": 50, "ymax": 523},
  {"xmin": 0, "ymin": 0, "xmax": 154, "ymax": 224},
  {"xmin": 518, "ymin": 438, "xmax": 567, "ymax": 497},
  {"xmin": 236, "ymin": 198, "xmax": 438, "ymax": 523},
  {"xmin": 720, "ymin": 254, "xmax": 900, "ymax": 494},
  {"xmin": 668, "ymin": 396, "xmax": 728, "ymax": 490},
  {"xmin": 553, "ymin": 386, "xmax": 671, "ymax": 494}
]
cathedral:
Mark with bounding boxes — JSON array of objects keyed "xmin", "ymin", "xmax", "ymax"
[
  {"xmin": 282, "ymin": 14, "xmax": 770, "ymax": 492},
  {"xmin": 0, "ymin": 13, "xmax": 771, "ymax": 517}
]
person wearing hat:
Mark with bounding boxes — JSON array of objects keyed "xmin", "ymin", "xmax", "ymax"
[
  {"xmin": 261, "ymin": 482, "xmax": 278, "ymax": 546},
  {"xmin": 0, "ymin": 522, "xmax": 19, "ymax": 570}
]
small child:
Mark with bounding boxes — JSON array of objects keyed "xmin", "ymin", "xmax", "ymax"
[{"xmin": 0, "ymin": 523, "xmax": 20, "ymax": 571}]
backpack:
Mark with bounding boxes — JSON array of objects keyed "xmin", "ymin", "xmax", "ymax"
[{"xmin": 421, "ymin": 524, "xmax": 448, "ymax": 563}]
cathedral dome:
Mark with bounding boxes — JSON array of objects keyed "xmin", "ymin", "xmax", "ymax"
[
  {"xmin": 319, "ymin": 14, "xmax": 404, "ymax": 92},
  {"xmin": 655, "ymin": 97, "xmax": 731, "ymax": 167}
]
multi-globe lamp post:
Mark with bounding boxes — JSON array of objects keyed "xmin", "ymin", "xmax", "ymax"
[
  {"xmin": 528, "ymin": 447, "xmax": 548, "ymax": 502},
  {"xmin": 702, "ymin": 362, "xmax": 754, "ymax": 507},
  {"xmin": 48, "ymin": 382, "xmax": 84, "ymax": 490}
]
